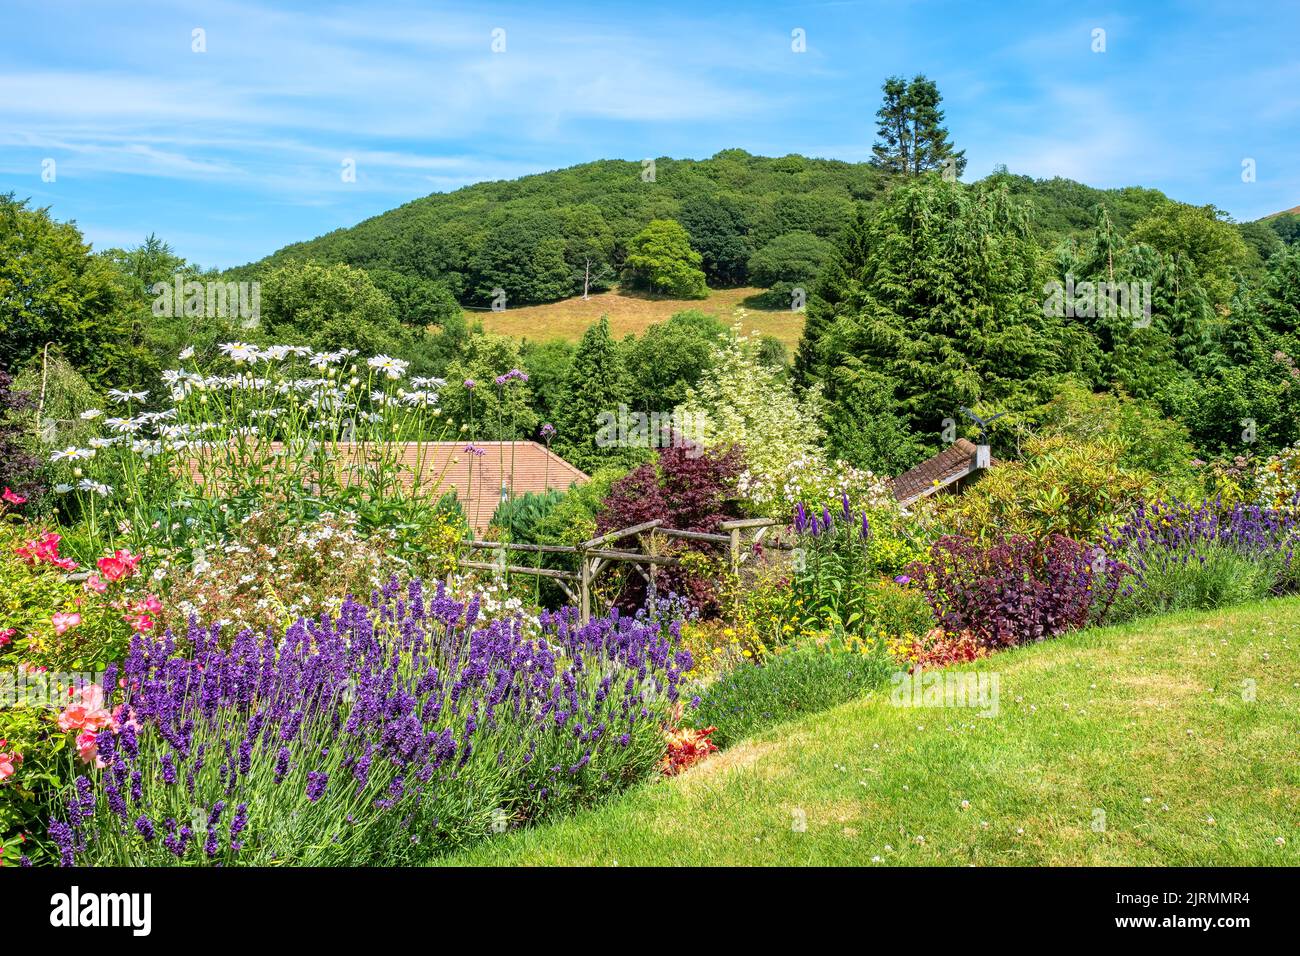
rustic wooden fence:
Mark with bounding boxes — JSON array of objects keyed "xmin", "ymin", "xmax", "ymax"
[{"xmin": 456, "ymin": 517, "xmax": 793, "ymax": 623}]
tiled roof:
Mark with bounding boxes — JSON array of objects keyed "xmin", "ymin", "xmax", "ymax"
[
  {"xmin": 889, "ymin": 439, "xmax": 988, "ymax": 506},
  {"xmin": 186, "ymin": 441, "xmax": 588, "ymax": 533}
]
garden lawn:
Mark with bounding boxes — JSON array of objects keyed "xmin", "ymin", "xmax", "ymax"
[{"xmin": 438, "ymin": 598, "xmax": 1300, "ymax": 866}]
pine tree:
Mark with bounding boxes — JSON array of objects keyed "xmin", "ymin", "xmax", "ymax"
[
  {"xmin": 815, "ymin": 177, "xmax": 1064, "ymax": 448},
  {"xmin": 551, "ymin": 316, "xmax": 634, "ymax": 472},
  {"xmin": 794, "ymin": 205, "xmax": 872, "ymax": 387},
  {"xmin": 870, "ymin": 75, "xmax": 966, "ymax": 177},
  {"xmin": 870, "ymin": 76, "xmax": 911, "ymax": 175}
]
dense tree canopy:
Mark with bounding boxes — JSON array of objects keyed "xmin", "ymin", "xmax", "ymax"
[
  {"xmin": 621, "ymin": 219, "xmax": 707, "ymax": 298},
  {"xmin": 803, "ymin": 177, "xmax": 1079, "ymax": 454},
  {"xmin": 259, "ymin": 261, "xmax": 410, "ymax": 356},
  {"xmin": 5, "ymin": 139, "xmax": 1292, "ymax": 489},
  {"xmin": 0, "ymin": 194, "xmax": 147, "ymax": 387}
]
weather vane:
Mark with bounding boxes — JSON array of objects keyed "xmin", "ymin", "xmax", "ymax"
[{"xmin": 959, "ymin": 406, "xmax": 1007, "ymax": 446}]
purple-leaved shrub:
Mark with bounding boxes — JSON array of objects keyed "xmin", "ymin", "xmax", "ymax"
[{"xmin": 910, "ymin": 534, "xmax": 1127, "ymax": 650}]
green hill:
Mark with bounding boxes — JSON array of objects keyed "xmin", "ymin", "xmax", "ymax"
[{"xmin": 233, "ymin": 151, "xmax": 1180, "ymax": 309}]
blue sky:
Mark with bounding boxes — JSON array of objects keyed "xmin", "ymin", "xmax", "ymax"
[{"xmin": 3, "ymin": 0, "xmax": 1297, "ymax": 268}]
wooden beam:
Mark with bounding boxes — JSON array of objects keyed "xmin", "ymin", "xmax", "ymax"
[
  {"xmin": 585, "ymin": 548, "xmax": 680, "ymax": 565},
  {"xmin": 656, "ymin": 527, "xmax": 730, "ymax": 545},
  {"xmin": 579, "ymin": 552, "xmax": 591, "ymax": 624},
  {"xmin": 458, "ymin": 560, "xmax": 579, "ymax": 581},
  {"xmin": 462, "ymin": 540, "xmax": 578, "ymax": 554},
  {"xmin": 580, "ymin": 519, "xmax": 662, "ymax": 550},
  {"xmin": 719, "ymin": 517, "xmax": 781, "ymax": 530}
]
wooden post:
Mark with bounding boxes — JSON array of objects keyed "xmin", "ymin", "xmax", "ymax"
[
  {"xmin": 579, "ymin": 549, "xmax": 591, "ymax": 625},
  {"xmin": 729, "ymin": 527, "xmax": 741, "ymax": 578},
  {"xmin": 647, "ymin": 528, "xmax": 658, "ymax": 602}
]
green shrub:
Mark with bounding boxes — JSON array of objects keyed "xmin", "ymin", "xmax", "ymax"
[
  {"xmin": 940, "ymin": 434, "xmax": 1158, "ymax": 543},
  {"xmin": 693, "ymin": 638, "xmax": 893, "ymax": 748},
  {"xmin": 1110, "ymin": 549, "xmax": 1275, "ymax": 621}
]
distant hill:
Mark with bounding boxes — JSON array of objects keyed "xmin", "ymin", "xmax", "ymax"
[
  {"xmin": 1263, "ymin": 205, "xmax": 1300, "ymax": 219},
  {"xmin": 231, "ymin": 151, "xmax": 1178, "ymax": 308}
]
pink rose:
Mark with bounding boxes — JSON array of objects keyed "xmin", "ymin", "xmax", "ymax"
[
  {"xmin": 96, "ymin": 549, "xmax": 141, "ymax": 583},
  {"xmin": 58, "ymin": 704, "xmax": 89, "ymax": 733},
  {"xmin": 52, "ymin": 611, "xmax": 82, "ymax": 635},
  {"xmin": 75, "ymin": 730, "xmax": 104, "ymax": 767},
  {"xmin": 0, "ymin": 752, "xmax": 20, "ymax": 782},
  {"xmin": 77, "ymin": 683, "xmax": 106, "ymax": 711}
]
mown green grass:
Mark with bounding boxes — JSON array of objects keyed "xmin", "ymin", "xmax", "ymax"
[{"xmin": 438, "ymin": 599, "xmax": 1300, "ymax": 866}]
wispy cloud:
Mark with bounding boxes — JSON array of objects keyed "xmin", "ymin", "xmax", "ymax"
[{"xmin": 1, "ymin": 0, "xmax": 1295, "ymax": 265}]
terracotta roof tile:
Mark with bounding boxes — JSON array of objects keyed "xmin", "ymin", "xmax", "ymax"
[
  {"xmin": 186, "ymin": 441, "xmax": 588, "ymax": 533},
  {"xmin": 890, "ymin": 439, "xmax": 989, "ymax": 506}
]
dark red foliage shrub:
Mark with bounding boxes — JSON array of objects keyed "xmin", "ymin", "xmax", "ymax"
[
  {"xmin": 909, "ymin": 534, "xmax": 1126, "ymax": 650},
  {"xmin": 596, "ymin": 441, "xmax": 744, "ymax": 616},
  {"xmin": 0, "ymin": 369, "xmax": 43, "ymax": 511}
]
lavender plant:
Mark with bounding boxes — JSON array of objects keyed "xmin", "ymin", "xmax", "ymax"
[
  {"xmin": 1103, "ymin": 499, "xmax": 1300, "ymax": 620},
  {"xmin": 48, "ymin": 576, "xmax": 690, "ymax": 866},
  {"xmin": 780, "ymin": 493, "xmax": 927, "ymax": 640}
]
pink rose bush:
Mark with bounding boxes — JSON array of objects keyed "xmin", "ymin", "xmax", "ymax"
[
  {"xmin": 2, "ymin": 521, "xmax": 163, "ymax": 860},
  {"xmin": 0, "ymin": 742, "xmax": 20, "ymax": 783}
]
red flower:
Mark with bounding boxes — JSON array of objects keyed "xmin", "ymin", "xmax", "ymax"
[
  {"xmin": 96, "ymin": 549, "xmax": 141, "ymax": 582},
  {"xmin": 14, "ymin": 532, "xmax": 77, "ymax": 571},
  {"xmin": 660, "ymin": 702, "xmax": 718, "ymax": 776},
  {"xmin": 1, "ymin": 487, "xmax": 26, "ymax": 505}
]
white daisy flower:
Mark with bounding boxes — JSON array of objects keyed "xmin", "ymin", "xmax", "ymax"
[
  {"xmin": 219, "ymin": 342, "xmax": 259, "ymax": 363},
  {"xmin": 178, "ymin": 346, "xmax": 195, "ymax": 360},
  {"xmin": 50, "ymin": 446, "xmax": 95, "ymax": 462},
  {"xmin": 79, "ymin": 408, "xmax": 103, "ymax": 420},
  {"xmin": 367, "ymin": 355, "xmax": 408, "ymax": 379},
  {"xmin": 77, "ymin": 478, "xmax": 113, "ymax": 497}
]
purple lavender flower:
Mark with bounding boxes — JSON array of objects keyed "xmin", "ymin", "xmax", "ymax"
[
  {"xmin": 44, "ymin": 576, "xmax": 688, "ymax": 866},
  {"xmin": 135, "ymin": 815, "xmax": 156, "ymax": 841},
  {"xmin": 306, "ymin": 771, "xmax": 329, "ymax": 802}
]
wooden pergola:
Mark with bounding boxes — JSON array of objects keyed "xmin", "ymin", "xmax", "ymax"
[{"xmin": 456, "ymin": 516, "xmax": 791, "ymax": 623}]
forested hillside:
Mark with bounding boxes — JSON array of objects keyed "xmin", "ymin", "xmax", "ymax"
[{"xmin": 233, "ymin": 151, "xmax": 1206, "ymax": 310}]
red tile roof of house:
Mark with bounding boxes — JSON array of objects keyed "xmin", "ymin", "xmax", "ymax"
[
  {"xmin": 889, "ymin": 438, "xmax": 990, "ymax": 506},
  {"xmin": 186, "ymin": 441, "xmax": 588, "ymax": 533}
]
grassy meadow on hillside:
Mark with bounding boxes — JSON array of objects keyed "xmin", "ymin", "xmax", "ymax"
[{"xmin": 471, "ymin": 285, "xmax": 805, "ymax": 347}]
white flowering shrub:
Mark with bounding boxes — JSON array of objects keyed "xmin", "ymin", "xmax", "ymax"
[
  {"xmin": 1252, "ymin": 441, "xmax": 1300, "ymax": 510},
  {"xmin": 683, "ymin": 328, "xmax": 828, "ymax": 516},
  {"xmin": 736, "ymin": 453, "xmax": 895, "ymax": 519},
  {"xmin": 165, "ymin": 509, "xmax": 397, "ymax": 636}
]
